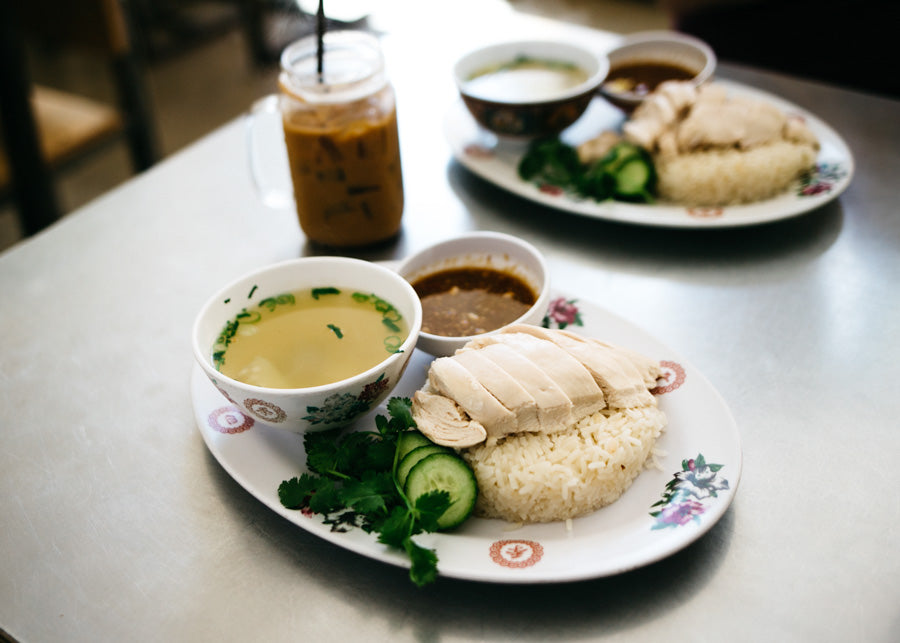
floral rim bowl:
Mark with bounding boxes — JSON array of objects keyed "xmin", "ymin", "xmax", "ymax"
[
  {"xmin": 454, "ymin": 40, "xmax": 609, "ymax": 138},
  {"xmin": 191, "ymin": 257, "xmax": 422, "ymax": 433}
]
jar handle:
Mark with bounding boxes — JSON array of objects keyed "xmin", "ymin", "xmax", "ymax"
[{"xmin": 245, "ymin": 94, "xmax": 294, "ymax": 208}]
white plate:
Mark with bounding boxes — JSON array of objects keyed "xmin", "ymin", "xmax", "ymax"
[
  {"xmin": 443, "ymin": 80, "xmax": 854, "ymax": 228},
  {"xmin": 193, "ymin": 293, "xmax": 742, "ymax": 583}
]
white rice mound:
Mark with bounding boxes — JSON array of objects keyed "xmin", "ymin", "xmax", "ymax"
[
  {"xmin": 655, "ymin": 140, "xmax": 818, "ymax": 207},
  {"xmin": 461, "ymin": 404, "xmax": 667, "ymax": 524}
]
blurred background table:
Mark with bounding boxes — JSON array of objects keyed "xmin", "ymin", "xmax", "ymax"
[{"xmin": 2, "ymin": 2, "xmax": 898, "ymax": 641}]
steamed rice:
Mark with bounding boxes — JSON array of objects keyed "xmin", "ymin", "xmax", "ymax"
[
  {"xmin": 461, "ymin": 403, "xmax": 667, "ymax": 523},
  {"xmin": 655, "ymin": 140, "xmax": 818, "ymax": 207}
]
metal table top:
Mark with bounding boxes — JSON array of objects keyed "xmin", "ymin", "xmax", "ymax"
[{"xmin": 2, "ymin": 3, "xmax": 898, "ymax": 641}]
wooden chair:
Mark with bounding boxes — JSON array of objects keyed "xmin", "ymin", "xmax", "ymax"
[{"xmin": 0, "ymin": 0, "xmax": 160, "ymax": 237}]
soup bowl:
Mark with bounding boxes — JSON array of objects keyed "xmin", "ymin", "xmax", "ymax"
[
  {"xmin": 192, "ymin": 257, "xmax": 422, "ymax": 433},
  {"xmin": 396, "ymin": 231, "xmax": 551, "ymax": 357},
  {"xmin": 454, "ymin": 40, "xmax": 608, "ymax": 138},
  {"xmin": 598, "ymin": 30, "xmax": 716, "ymax": 112}
]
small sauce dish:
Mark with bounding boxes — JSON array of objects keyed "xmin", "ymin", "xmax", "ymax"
[
  {"xmin": 396, "ymin": 232, "xmax": 551, "ymax": 357},
  {"xmin": 598, "ymin": 30, "xmax": 716, "ymax": 112}
]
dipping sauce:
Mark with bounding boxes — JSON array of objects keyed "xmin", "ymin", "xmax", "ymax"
[
  {"xmin": 213, "ymin": 287, "xmax": 407, "ymax": 388},
  {"xmin": 464, "ymin": 56, "xmax": 589, "ymax": 102},
  {"xmin": 412, "ymin": 267, "xmax": 536, "ymax": 337},
  {"xmin": 602, "ymin": 60, "xmax": 696, "ymax": 97}
]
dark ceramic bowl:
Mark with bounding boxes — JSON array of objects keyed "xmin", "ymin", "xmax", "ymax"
[{"xmin": 454, "ymin": 40, "xmax": 608, "ymax": 138}]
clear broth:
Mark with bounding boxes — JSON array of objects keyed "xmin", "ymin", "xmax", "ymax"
[
  {"xmin": 213, "ymin": 288, "xmax": 407, "ymax": 388},
  {"xmin": 465, "ymin": 57, "xmax": 589, "ymax": 102}
]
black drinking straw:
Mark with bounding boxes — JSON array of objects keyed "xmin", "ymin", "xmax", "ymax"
[{"xmin": 316, "ymin": 0, "xmax": 325, "ymax": 82}]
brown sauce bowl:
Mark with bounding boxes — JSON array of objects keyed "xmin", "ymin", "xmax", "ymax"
[
  {"xmin": 598, "ymin": 30, "xmax": 716, "ymax": 112},
  {"xmin": 395, "ymin": 232, "xmax": 551, "ymax": 357}
]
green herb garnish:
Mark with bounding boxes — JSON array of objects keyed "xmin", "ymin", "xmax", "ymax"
[
  {"xmin": 312, "ymin": 287, "xmax": 340, "ymax": 299},
  {"xmin": 352, "ymin": 292, "xmax": 405, "ymax": 352},
  {"xmin": 212, "ymin": 316, "xmax": 242, "ymax": 369},
  {"xmin": 236, "ymin": 309, "xmax": 261, "ymax": 324},
  {"xmin": 327, "ymin": 323, "xmax": 343, "ymax": 338},
  {"xmin": 258, "ymin": 293, "xmax": 295, "ymax": 312},
  {"xmin": 518, "ymin": 139, "xmax": 656, "ymax": 203},
  {"xmin": 278, "ymin": 398, "xmax": 450, "ymax": 587}
]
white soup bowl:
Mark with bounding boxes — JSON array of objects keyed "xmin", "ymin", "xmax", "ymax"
[{"xmin": 192, "ymin": 257, "xmax": 422, "ymax": 432}]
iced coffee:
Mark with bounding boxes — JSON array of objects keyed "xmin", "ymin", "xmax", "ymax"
[{"xmin": 281, "ymin": 85, "xmax": 403, "ymax": 247}]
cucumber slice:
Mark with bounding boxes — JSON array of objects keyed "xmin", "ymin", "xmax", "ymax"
[
  {"xmin": 599, "ymin": 141, "xmax": 643, "ymax": 170},
  {"xmin": 396, "ymin": 430, "xmax": 434, "ymax": 463},
  {"xmin": 613, "ymin": 155, "xmax": 656, "ymax": 201},
  {"xmin": 397, "ymin": 444, "xmax": 450, "ymax": 488},
  {"xmin": 614, "ymin": 157, "xmax": 650, "ymax": 193},
  {"xmin": 404, "ymin": 452, "xmax": 478, "ymax": 530}
]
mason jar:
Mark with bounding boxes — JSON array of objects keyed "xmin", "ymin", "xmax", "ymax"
[{"xmin": 276, "ymin": 30, "xmax": 404, "ymax": 247}]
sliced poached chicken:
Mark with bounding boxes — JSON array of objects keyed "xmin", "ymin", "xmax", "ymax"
[
  {"xmin": 463, "ymin": 331, "xmax": 607, "ymax": 417},
  {"xmin": 502, "ymin": 324, "xmax": 656, "ymax": 408},
  {"xmin": 474, "ymin": 342, "xmax": 576, "ymax": 433},
  {"xmin": 427, "ymin": 356, "xmax": 517, "ymax": 439},
  {"xmin": 412, "ymin": 325, "xmax": 662, "ymax": 447},
  {"xmin": 410, "ymin": 390, "xmax": 487, "ymax": 447}
]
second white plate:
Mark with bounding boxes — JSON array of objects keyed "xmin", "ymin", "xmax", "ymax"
[{"xmin": 443, "ymin": 80, "xmax": 853, "ymax": 228}]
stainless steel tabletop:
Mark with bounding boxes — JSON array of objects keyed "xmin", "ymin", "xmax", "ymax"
[{"xmin": 2, "ymin": 3, "xmax": 898, "ymax": 641}]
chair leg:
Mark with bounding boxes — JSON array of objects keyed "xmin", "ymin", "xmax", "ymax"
[
  {"xmin": 114, "ymin": 0, "xmax": 161, "ymax": 172},
  {"xmin": 237, "ymin": 0, "xmax": 273, "ymax": 67},
  {"xmin": 111, "ymin": 52, "xmax": 161, "ymax": 172},
  {"xmin": 0, "ymin": 1, "xmax": 61, "ymax": 235}
]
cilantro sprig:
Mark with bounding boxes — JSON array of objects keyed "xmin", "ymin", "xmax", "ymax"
[{"xmin": 278, "ymin": 398, "xmax": 451, "ymax": 587}]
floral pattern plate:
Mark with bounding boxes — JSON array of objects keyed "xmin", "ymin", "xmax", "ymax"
[
  {"xmin": 443, "ymin": 80, "xmax": 853, "ymax": 228},
  {"xmin": 192, "ymin": 293, "xmax": 742, "ymax": 583}
]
